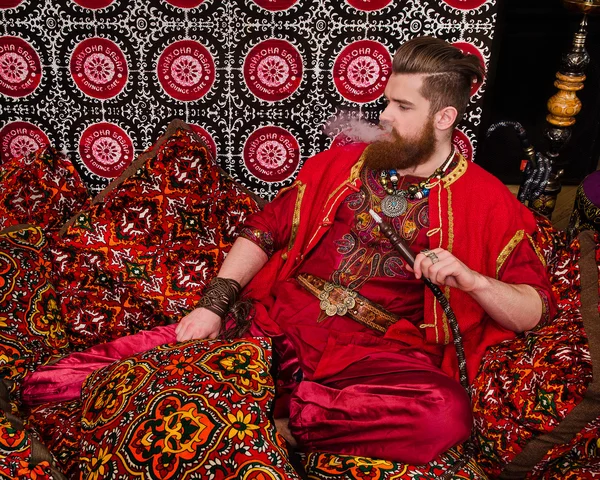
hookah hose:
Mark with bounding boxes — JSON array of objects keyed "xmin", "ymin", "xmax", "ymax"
[{"xmin": 369, "ymin": 210, "xmax": 475, "ymax": 477}]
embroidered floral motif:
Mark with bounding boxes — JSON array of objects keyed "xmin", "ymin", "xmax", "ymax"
[
  {"xmin": 239, "ymin": 227, "xmax": 275, "ymax": 257},
  {"xmin": 331, "ymin": 167, "xmax": 429, "ymax": 290}
]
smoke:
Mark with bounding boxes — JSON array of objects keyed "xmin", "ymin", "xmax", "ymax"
[{"xmin": 323, "ymin": 111, "xmax": 392, "ymax": 144}]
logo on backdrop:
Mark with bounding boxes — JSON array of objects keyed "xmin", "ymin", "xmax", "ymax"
[
  {"xmin": 79, "ymin": 122, "xmax": 133, "ymax": 178},
  {"xmin": 190, "ymin": 124, "xmax": 217, "ymax": 160},
  {"xmin": 157, "ymin": 40, "xmax": 215, "ymax": 101},
  {"xmin": 345, "ymin": 0, "xmax": 393, "ymax": 11},
  {"xmin": 251, "ymin": 0, "xmax": 299, "ymax": 11},
  {"xmin": 442, "ymin": 0, "xmax": 488, "ymax": 10},
  {"xmin": 164, "ymin": 0, "xmax": 207, "ymax": 7},
  {"xmin": 452, "ymin": 129, "xmax": 473, "ymax": 161},
  {"xmin": 243, "ymin": 126, "xmax": 300, "ymax": 182},
  {"xmin": 0, "ymin": 36, "xmax": 42, "ymax": 98},
  {"xmin": 70, "ymin": 38, "xmax": 128, "ymax": 99},
  {"xmin": 72, "ymin": 0, "xmax": 117, "ymax": 9},
  {"xmin": 333, "ymin": 40, "xmax": 391, "ymax": 103},
  {"xmin": 0, "ymin": 121, "xmax": 49, "ymax": 163},
  {"xmin": 452, "ymin": 41, "xmax": 485, "ymax": 96},
  {"xmin": 244, "ymin": 39, "xmax": 302, "ymax": 102}
]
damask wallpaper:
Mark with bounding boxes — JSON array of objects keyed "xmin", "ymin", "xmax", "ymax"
[{"xmin": 0, "ymin": 0, "xmax": 498, "ymax": 199}]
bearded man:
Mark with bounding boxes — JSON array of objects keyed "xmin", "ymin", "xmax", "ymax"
[{"xmin": 176, "ymin": 36, "xmax": 556, "ymax": 464}]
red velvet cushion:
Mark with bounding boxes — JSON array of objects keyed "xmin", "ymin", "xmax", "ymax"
[
  {"xmin": 50, "ymin": 120, "xmax": 261, "ymax": 350},
  {"xmin": 0, "ymin": 226, "xmax": 69, "ymax": 398},
  {"xmin": 0, "ymin": 147, "xmax": 90, "ymax": 232},
  {"xmin": 79, "ymin": 338, "xmax": 300, "ymax": 480},
  {"xmin": 472, "ymin": 220, "xmax": 596, "ymax": 477},
  {"xmin": 25, "ymin": 399, "xmax": 82, "ymax": 480},
  {"xmin": 0, "ymin": 408, "xmax": 56, "ymax": 480}
]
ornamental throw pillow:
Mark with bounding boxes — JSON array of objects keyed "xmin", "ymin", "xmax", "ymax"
[
  {"xmin": 0, "ymin": 225, "xmax": 69, "ymax": 399},
  {"xmin": 79, "ymin": 337, "xmax": 300, "ymax": 480},
  {"xmin": 0, "ymin": 147, "xmax": 90, "ymax": 232},
  {"xmin": 51, "ymin": 120, "xmax": 262, "ymax": 350}
]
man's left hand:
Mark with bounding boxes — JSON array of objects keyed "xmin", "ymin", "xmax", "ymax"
[{"xmin": 410, "ymin": 248, "xmax": 483, "ymax": 293}]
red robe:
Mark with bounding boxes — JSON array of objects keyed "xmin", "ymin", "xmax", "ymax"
[{"xmin": 244, "ymin": 142, "xmax": 553, "ymax": 383}]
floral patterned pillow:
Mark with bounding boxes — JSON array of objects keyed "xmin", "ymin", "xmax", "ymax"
[
  {"xmin": 0, "ymin": 225, "xmax": 69, "ymax": 399},
  {"xmin": 50, "ymin": 120, "xmax": 261, "ymax": 350},
  {"xmin": 0, "ymin": 147, "xmax": 90, "ymax": 232},
  {"xmin": 79, "ymin": 337, "xmax": 300, "ymax": 480}
]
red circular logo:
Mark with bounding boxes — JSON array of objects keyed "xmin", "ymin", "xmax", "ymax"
[
  {"xmin": 345, "ymin": 0, "xmax": 393, "ymax": 11},
  {"xmin": 243, "ymin": 126, "xmax": 300, "ymax": 182},
  {"xmin": 190, "ymin": 124, "xmax": 217, "ymax": 160},
  {"xmin": 452, "ymin": 42, "xmax": 485, "ymax": 96},
  {"xmin": 0, "ymin": 121, "xmax": 49, "ymax": 163},
  {"xmin": 443, "ymin": 0, "xmax": 488, "ymax": 10},
  {"xmin": 452, "ymin": 129, "xmax": 473, "ymax": 161},
  {"xmin": 72, "ymin": 0, "xmax": 116, "ymax": 8},
  {"xmin": 0, "ymin": 37, "xmax": 42, "ymax": 98},
  {"xmin": 79, "ymin": 122, "xmax": 133, "ymax": 178},
  {"xmin": 157, "ymin": 40, "xmax": 215, "ymax": 101},
  {"xmin": 251, "ymin": 0, "xmax": 298, "ymax": 11},
  {"xmin": 0, "ymin": 0, "xmax": 25, "ymax": 8},
  {"xmin": 243, "ymin": 39, "xmax": 302, "ymax": 102},
  {"xmin": 70, "ymin": 38, "xmax": 128, "ymax": 99},
  {"xmin": 333, "ymin": 40, "xmax": 391, "ymax": 103},
  {"xmin": 164, "ymin": 0, "xmax": 206, "ymax": 7}
]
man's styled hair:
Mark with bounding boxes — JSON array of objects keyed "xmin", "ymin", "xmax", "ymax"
[{"xmin": 392, "ymin": 36, "xmax": 485, "ymax": 126}]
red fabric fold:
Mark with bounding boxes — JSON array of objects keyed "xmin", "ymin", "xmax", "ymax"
[{"xmin": 22, "ymin": 324, "xmax": 177, "ymax": 406}]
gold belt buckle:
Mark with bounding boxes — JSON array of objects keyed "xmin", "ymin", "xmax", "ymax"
[{"xmin": 318, "ymin": 281, "xmax": 357, "ymax": 317}]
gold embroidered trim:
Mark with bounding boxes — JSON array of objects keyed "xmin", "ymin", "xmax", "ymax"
[
  {"xmin": 496, "ymin": 230, "xmax": 525, "ymax": 278},
  {"xmin": 285, "ymin": 182, "xmax": 306, "ymax": 255},
  {"xmin": 306, "ymin": 149, "xmax": 367, "ymax": 248},
  {"xmin": 526, "ymin": 233, "xmax": 547, "ymax": 267},
  {"xmin": 442, "ymin": 154, "xmax": 468, "ymax": 187}
]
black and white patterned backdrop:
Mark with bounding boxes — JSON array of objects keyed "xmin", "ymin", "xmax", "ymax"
[{"xmin": 0, "ymin": 0, "xmax": 497, "ymax": 199}]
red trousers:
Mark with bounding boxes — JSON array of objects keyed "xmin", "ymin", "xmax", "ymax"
[{"xmin": 286, "ymin": 348, "xmax": 472, "ymax": 465}]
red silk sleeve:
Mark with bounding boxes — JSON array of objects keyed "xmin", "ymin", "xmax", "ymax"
[
  {"xmin": 498, "ymin": 238, "xmax": 558, "ymax": 327},
  {"xmin": 239, "ymin": 187, "xmax": 297, "ymax": 257}
]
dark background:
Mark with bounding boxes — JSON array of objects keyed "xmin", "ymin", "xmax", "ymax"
[{"xmin": 477, "ymin": 0, "xmax": 600, "ymax": 185}]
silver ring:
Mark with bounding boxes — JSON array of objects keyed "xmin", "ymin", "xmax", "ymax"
[{"xmin": 422, "ymin": 250, "xmax": 439, "ymax": 264}]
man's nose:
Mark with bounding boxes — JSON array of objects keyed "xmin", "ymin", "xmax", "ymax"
[{"xmin": 379, "ymin": 104, "xmax": 392, "ymax": 123}]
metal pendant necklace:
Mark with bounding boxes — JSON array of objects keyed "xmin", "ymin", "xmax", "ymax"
[{"xmin": 378, "ymin": 147, "xmax": 456, "ymax": 218}]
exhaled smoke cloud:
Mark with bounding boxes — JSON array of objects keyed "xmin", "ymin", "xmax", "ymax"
[{"xmin": 323, "ymin": 111, "xmax": 392, "ymax": 144}]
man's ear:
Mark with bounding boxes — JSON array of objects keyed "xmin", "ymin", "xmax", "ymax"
[{"xmin": 434, "ymin": 106, "xmax": 458, "ymax": 131}]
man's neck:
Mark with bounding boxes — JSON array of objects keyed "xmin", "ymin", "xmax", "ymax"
[{"xmin": 395, "ymin": 142, "xmax": 454, "ymax": 178}]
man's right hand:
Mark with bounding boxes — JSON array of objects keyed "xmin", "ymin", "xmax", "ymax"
[{"xmin": 175, "ymin": 308, "xmax": 222, "ymax": 342}]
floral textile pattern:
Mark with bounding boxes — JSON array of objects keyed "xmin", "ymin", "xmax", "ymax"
[
  {"xmin": 51, "ymin": 125, "xmax": 261, "ymax": 350},
  {"xmin": 0, "ymin": 226, "xmax": 69, "ymax": 399},
  {"xmin": 79, "ymin": 338, "xmax": 300, "ymax": 480},
  {"xmin": 0, "ymin": 146, "xmax": 90, "ymax": 232}
]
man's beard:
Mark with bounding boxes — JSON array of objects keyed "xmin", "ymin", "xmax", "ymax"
[{"xmin": 364, "ymin": 119, "xmax": 436, "ymax": 171}]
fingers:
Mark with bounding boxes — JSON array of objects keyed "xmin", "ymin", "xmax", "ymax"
[
  {"xmin": 413, "ymin": 248, "xmax": 460, "ymax": 286},
  {"xmin": 175, "ymin": 308, "xmax": 221, "ymax": 342}
]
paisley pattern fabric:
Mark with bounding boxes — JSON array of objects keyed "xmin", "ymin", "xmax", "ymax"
[
  {"xmin": 471, "ymin": 218, "xmax": 596, "ymax": 477},
  {"xmin": 79, "ymin": 338, "xmax": 299, "ymax": 480},
  {"xmin": 0, "ymin": 147, "xmax": 90, "ymax": 232},
  {"xmin": 300, "ymin": 446, "xmax": 489, "ymax": 479},
  {"xmin": 0, "ymin": 405, "xmax": 61, "ymax": 480},
  {"xmin": 0, "ymin": 226, "xmax": 69, "ymax": 398},
  {"xmin": 25, "ymin": 399, "xmax": 82, "ymax": 480},
  {"xmin": 50, "ymin": 122, "xmax": 261, "ymax": 350}
]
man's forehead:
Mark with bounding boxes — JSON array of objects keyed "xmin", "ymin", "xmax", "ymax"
[{"xmin": 384, "ymin": 73, "xmax": 427, "ymax": 102}]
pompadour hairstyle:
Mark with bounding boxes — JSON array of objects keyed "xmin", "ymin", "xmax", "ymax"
[{"xmin": 392, "ymin": 36, "xmax": 485, "ymax": 126}]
